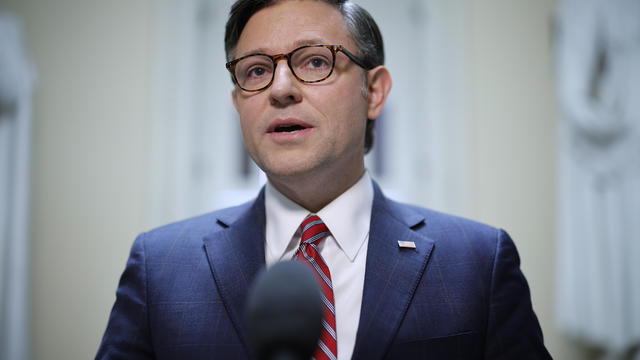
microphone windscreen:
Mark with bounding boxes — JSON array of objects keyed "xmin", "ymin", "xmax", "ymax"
[{"xmin": 246, "ymin": 260, "xmax": 323, "ymax": 360}]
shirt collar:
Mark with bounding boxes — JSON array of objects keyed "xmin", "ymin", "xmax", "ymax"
[{"xmin": 265, "ymin": 171, "xmax": 374, "ymax": 262}]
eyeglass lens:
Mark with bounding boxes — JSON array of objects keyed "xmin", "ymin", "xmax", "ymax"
[{"xmin": 234, "ymin": 46, "xmax": 334, "ymax": 91}]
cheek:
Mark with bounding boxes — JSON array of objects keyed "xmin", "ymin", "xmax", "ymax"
[
  {"xmin": 313, "ymin": 79, "xmax": 367, "ymax": 121},
  {"xmin": 237, "ymin": 99, "xmax": 262, "ymax": 136},
  {"xmin": 237, "ymin": 110, "xmax": 260, "ymax": 153},
  {"xmin": 328, "ymin": 90, "xmax": 368, "ymax": 138}
]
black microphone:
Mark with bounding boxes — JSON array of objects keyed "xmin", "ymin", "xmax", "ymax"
[{"xmin": 246, "ymin": 260, "xmax": 323, "ymax": 360}]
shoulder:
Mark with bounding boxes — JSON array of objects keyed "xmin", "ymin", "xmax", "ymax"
[
  {"xmin": 135, "ymin": 198, "xmax": 257, "ymax": 253},
  {"xmin": 381, "ymin": 195, "xmax": 508, "ymax": 258}
]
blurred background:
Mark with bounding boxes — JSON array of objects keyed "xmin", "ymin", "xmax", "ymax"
[{"xmin": 0, "ymin": 0, "xmax": 638, "ymax": 359}]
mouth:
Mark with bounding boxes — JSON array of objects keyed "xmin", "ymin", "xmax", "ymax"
[
  {"xmin": 267, "ymin": 118, "xmax": 313, "ymax": 134},
  {"xmin": 274, "ymin": 124, "xmax": 307, "ymax": 133}
]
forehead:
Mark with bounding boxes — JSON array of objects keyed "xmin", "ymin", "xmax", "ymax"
[{"xmin": 235, "ymin": 0, "xmax": 353, "ymax": 57}]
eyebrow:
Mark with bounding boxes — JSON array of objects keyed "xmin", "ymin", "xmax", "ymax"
[{"xmin": 237, "ymin": 38, "xmax": 330, "ymax": 58}]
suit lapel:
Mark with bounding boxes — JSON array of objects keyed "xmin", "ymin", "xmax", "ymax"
[
  {"xmin": 202, "ymin": 189, "xmax": 266, "ymax": 355},
  {"xmin": 201, "ymin": 184, "xmax": 434, "ymax": 358},
  {"xmin": 351, "ymin": 184, "xmax": 435, "ymax": 359}
]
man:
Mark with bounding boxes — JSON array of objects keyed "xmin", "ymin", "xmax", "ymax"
[{"xmin": 97, "ymin": 0, "xmax": 551, "ymax": 359}]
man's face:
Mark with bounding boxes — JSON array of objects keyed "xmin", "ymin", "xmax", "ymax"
[{"xmin": 232, "ymin": 0, "xmax": 370, "ymax": 185}]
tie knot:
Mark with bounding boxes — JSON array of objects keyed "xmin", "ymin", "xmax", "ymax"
[{"xmin": 300, "ymin": 215, "xmax": 330, "ymax": 245}]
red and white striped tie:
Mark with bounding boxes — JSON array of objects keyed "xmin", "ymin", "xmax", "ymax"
[{"xmin": 295, "ymin": 215, "xmax": 337, "ymax": 360}]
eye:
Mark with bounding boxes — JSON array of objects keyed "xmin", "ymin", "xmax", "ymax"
[
  {"xmin": 308, "ymin": 57, "xmax": 330, "ymax": 69},
  {"xmin": 291, "ymin": 47, "xmax": 333, "ymax": 76},
  {"xmin": 246, "ymin": 65, "xmax": 270, "ymax": 79},
  {"xmin": 236, "ymin": 55, "xmax": 273, "ymax": 82}
]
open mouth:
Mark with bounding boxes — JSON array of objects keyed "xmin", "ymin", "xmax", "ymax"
[
  {"xmin": 274, "ymin": 124, "xmax": 307, "ymax": 133},
  {"xmin": 267, "ymin": 119, "xmax": 312, "ymax": 134}
]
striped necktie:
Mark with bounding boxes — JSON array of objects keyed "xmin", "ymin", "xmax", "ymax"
[{"xmin": 295, "ymin": 215, "xmax": 337, "ymax": 360}]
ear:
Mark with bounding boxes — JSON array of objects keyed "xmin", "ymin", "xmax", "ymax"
[
  {"xmin": 365, "ymin": 66, "xmax": 392, "ymax": 119},
  {"xmin": 231, "ymin": 89, "xmax": 239, "ymax": 111}
]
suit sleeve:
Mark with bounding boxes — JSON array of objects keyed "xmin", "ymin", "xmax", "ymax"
[
  {"xmin": 484, "ymin": 230, "xmax": 552, "ymax": 359},
  {"xmin": 96, "ymin": 233, "xmax": 154, "ymax": 359}
]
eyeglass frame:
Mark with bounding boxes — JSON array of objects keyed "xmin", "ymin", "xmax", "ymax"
[{"xmin": 225, "ymin": 44, "xmax": 371, "ymax": 92}]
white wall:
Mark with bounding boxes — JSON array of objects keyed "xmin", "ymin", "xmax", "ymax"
[
  {"xmin": 0, "ymin": 0, "xmax": 595, "ymax": 359},
  {"xmin": 467, "ymin": 0, "xmax": 593, "ymax": 358},
  {"xmin": 0, "ymin": 0, "xmax": 153, "ymax": 359}
]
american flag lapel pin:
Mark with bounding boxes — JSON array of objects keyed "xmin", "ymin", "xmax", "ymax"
[{"xmin": 397, "ymin": 240, "xmax": 416, "ymax": 249}]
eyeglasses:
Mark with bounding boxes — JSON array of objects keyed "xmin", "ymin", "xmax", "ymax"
[{"xmin": 225, "ymin": 44, "xmax": 369, "ymax": 92}]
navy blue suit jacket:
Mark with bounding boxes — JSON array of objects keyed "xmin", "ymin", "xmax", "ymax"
[{"xmin": 97, "ymin": 183, "xmax": 551, "ymax": 359}]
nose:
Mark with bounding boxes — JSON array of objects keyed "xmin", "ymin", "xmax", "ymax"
[{"xmin": 269, "ymin": 59, "xmax": 302, "ymax": 107}]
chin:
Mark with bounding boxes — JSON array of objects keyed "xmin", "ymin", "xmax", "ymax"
[
  {"xmin": 263, "ymin": 163, "xmax": 314, "ymax": 179},
  {"xmin": 260, "ymin": 157, "xmax": 325, "ymax": 180}
]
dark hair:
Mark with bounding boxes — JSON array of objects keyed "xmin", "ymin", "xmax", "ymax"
[{"xmin": 224, "ymin": 0, "xmax": 384, "ymax": 154}]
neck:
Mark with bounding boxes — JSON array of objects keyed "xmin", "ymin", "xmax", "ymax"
[{"xmin": 268, "ymin": 165, "xmax": 365, "ymax": 213}]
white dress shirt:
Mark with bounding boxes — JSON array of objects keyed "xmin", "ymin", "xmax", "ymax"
[{"xmin": 265, "ymin": 172, "xmax": 373, "ymax": 360}]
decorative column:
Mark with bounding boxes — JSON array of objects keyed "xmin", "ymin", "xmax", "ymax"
[{"xmin": 555, "ymin": 0, "xmax": 640, "ymax": 357}]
